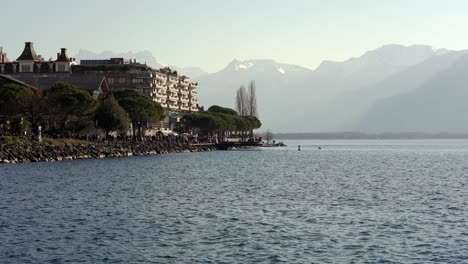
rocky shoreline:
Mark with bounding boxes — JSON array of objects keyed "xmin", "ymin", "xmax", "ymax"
[{"xmin": 0, "ymin": 140, "xmax": 216, "ymax": 164}]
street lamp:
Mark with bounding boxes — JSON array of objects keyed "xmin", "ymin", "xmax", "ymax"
[{"xmin": 38, "ymin": 125, "xmax": 42, "ymax": 142}]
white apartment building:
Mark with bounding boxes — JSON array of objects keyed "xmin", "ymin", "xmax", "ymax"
[{"xmin": 151, "ymin": 70, "xmax": 199, "ymax": 113}]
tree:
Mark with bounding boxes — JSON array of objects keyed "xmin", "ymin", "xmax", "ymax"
[
  {"xmin": 95, "ymin": 95, "xmax": 130, "ymax": 135},
  {"xmin": 17, "ymin": 88, "xmax": 47, "ymax": 137},
  {"xmin": 247, "ymin": 81, "xmax": 258, "ymax": 117},
  {"xmin": 243, "ymin": 115, "xmax": 262, "ymax": 131},
  {"xmin": 112, "ymin": 89, "xmax": 164, "ymax": 138},
  {"xmin": 208, "ymin": 105, "xmax": 238, "ymax": 115},
  {"xmin": 235, "ymin": 85, "xmax": 248, "ymax": 116},
  {"xmin": 46, "ymin": 82, "xmax": 97, "ymax": 131},
  {"xmin": 0, "ymin": 84, "xmax": 24, "ymax": 115},
  {"xmin": 181, "ymin": 105, "xmax": 261, "ymax": 139},
  {"xmin": 0, "ymin": 84, "xmax": 47, "ymax": 137}
]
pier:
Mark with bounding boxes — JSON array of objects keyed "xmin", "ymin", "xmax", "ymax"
[{"xmin": 193, "ymin": 141, "xmax": 263, "ymax": 150}]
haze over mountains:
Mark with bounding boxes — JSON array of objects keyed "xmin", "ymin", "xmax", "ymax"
[
  {"xmin": 76, "ymin": 45, "xmax": 468, "ymax": 133},
  {"xmin": 75, "ymin": 50, "xmax": 208, "ymax": 78}
]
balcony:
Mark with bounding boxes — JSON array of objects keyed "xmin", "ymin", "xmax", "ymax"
[
  {"xmin": 180, "ymin": 97, "xmax": 189, "ymax": 103},
  {"xmin": 180, "ymin": 89, "xmax": 189, "ymax": 95},
  {"xmin": 190, "ymin": 106, "xmax": 199, "ymax": 112},
  {"xmin": 156, "ymin": 82, "xmax": 165, "ymax": 89},
  {"xmin": 190, "ymin": 90, "xmax": 198, "ymax": 96},
  {"xmin": 160, "ymin": 103, "xmax": 168, "ymax": 108},
  {"xmin": 168, "ymin": 104, "xmax": 178, "ymax": 110},
  {"xmin": 156, "ymin": 73, "xmax": 166, "ymax": 80},
  {"xmin": 180, "ymin": 106, "xmax": 190, "ymax": 111},
  {"xmin": 156, "ymin": 93, "xmax": 167, "ymax": 99},
  {"xmin": 167, "ymin": 77, "xmax": 178, "ymax": 83}
]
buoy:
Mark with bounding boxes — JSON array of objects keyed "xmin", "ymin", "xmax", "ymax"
[
  {"xmin": 318, "ymin": 146, "xmax": 322, "ymax": 150},
  {"xmin": 298, "ymin": 145, "xmax": 301, "ymax": 151}
]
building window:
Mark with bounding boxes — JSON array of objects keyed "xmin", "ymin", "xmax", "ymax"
[
  {"xmin": 132, "ymin": 78, "xmax": 144, "ymax": 84},
  {"xmin": 108, "ymin": 78, "xmax": 114, "ymax": 84},
  {"xmin": 21, "ymin": 65, "xmax": 31, "ymax": 72},
  {"xmin": 57, "ymin": 64, "xmax": 66, "ymax": 72},
  {"xmin": 119, "ymin": 78, "xmax": 125, "ymax": 84}
]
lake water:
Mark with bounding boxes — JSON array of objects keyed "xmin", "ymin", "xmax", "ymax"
[{"xmin": 1, "ymin": 140, "xmax": 468, "ymax": 263}]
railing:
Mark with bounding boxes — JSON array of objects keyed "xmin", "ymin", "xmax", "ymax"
[
  {"xmin": 156, "ymin": 74, "xmax": 166, "ymax": 80},
  {"xmin": 168, "ymin": 95, "xmax": 178, "ymax": 101},
  {"xmin": 168, "ymin": 77, "xmax": 178, "ymax": 83}
]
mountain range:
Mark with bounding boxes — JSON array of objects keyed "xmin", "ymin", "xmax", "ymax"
[
  {"xmin": 74, "ymin": 49, "xmax": 208, "ymax": 78},
  {"xmin": 75, "ymin": 45, "xmax": 468, "ymax": 133}
]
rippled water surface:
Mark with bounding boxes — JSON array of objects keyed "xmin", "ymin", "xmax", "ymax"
[{"xmin": 1, "ymin": 140, "xmax": 468, "ymax": 263}]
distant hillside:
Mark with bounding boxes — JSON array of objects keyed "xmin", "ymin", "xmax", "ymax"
[
  {"xmin": 358, "ymin": 54, "xmax": 468, "ymax": 133},
  {"xmin": 315, "ymin": 50, "xmax": 466, "ymax": 131},
  {"xmin": 196, "ymin": 59, "xmax": 314, "ymax": 131},
  {"xmin": 74, "ymin": 44, "xmax": 468, "ymax": 133},
  {"xmin": 197, "ymin": 45, "xmax": 452, "ymax": 132}
]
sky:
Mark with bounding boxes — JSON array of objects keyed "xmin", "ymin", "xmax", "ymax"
[{"xmin": 2, "ymin": 0, "xmax": 468, "ymax": 72}]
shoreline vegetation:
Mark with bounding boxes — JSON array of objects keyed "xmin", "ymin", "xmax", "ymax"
[{"xmin": 1, "ymin": 80, "xmax": 263, "ymax": 164}]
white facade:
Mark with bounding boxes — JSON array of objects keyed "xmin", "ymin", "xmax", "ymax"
[{"xmin": 150, "ymin": 70, "xmax": 199, "ymax": 113}]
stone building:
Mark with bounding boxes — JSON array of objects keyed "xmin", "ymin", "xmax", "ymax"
[
  {"xmin": 73, "ymin": 59, "xmax": 154, "ymax": 97},
  {"xmin": 0, "ymin": 42, "xmax": 77, "ymax": 75},
  {"xmin": 1, "ymin": 42, "xmax": 200, "ymax": 133}
]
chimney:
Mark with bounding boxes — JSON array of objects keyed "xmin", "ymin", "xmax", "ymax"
[
  {"xmin": 57, "ymin": 53, "xmax": 60, "ymax": 59},
  {"xmin": 61, "ymin": 48, "xmax": 67, "ymax": 57}
]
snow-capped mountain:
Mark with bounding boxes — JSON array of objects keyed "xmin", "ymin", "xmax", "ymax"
[
  {"xmin": 197, "ymin": 59, "xmax": 314, "ymax": 131},
  {"xmin": 74, "ymin": 44, "xmax": 468, "ymax": 133},
  {"xmin": 197, "ymin": 44, "xmax": 464, "ymax": 132},
  {"xmin": 225, "ymin": 59, "xmax": 311, "ymax": 75}
]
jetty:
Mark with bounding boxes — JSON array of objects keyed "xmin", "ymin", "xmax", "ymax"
[{"xmin": 193, "ymin": 141, "xmax": 263, "ymax": 150}]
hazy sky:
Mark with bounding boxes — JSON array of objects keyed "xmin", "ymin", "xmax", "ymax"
[{"xmin": 2, "ymin": 0, "xmax": 468, "ymax": 72}]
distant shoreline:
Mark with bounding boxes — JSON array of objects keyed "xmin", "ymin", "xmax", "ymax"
[{"xmin": 273, "ymin": 132, "xmax": 468, "ymax": 140}]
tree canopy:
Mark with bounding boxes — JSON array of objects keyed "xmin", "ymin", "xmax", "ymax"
[
  {"xmin": 112, "ymin": 89, "xmax": 164, "ymax": 137},
  {"xmin": 0, "ymin": 84, "xmax": 25, "ymax": 115},
  {"xmin": 207, "ymin": 105, "xmax": 238, "ymax": 116},
  {"xmin": 0, "ymin": 84, "xmax": 46, "ymax": 136},
  {"xmin": 181, "ymin": 105, "xmax": 261, "ymax": 135},
  {"xmin": 95, "ymin": 95, "xmax": 130, "ymax": 134},
  {"xmin": 46, "ymin": 82, "xmax": 97, "ymax": 129}
]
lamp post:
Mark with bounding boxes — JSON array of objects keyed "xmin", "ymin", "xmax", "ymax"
[
  {"xmin": 38, "ymin": 126, "xmax": 42, "ymax": 142},
  {"xmin": 137, "ymin": 121, "xmax": 141, "ymax": 140}
]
